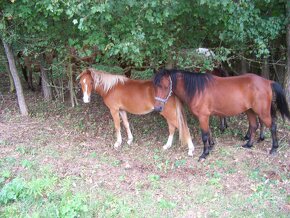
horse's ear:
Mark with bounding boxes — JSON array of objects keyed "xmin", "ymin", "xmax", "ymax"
[{"xmin": 76, "ymin": 69, "xmax": 90, "ymax": 81}]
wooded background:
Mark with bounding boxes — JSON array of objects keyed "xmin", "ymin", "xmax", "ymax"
[{"xmin": 1, "ymin": 0, "xmax": 289, "ymax": 115}]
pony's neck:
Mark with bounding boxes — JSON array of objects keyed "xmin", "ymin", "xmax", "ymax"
[
  {"xmin": 172, "ymin": 73, "xmax": 191, "ymax": 104},
  {"xmin": 95, "ymin": 85, "xmax": 107, "ymax": 97}
]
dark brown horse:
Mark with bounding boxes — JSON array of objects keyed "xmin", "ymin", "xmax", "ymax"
[
  {"xmin": 153, "ymin": 69, "xmax": 290, "ymax": 160},
  {"xmin": 77, "ymin": 68, "xmax": 194, "ymax": 156}
]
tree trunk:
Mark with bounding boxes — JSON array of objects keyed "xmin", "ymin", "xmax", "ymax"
[
  {"xmin": 240, "ymin": 57, "xmax": 248, "ymax": 74},
  {"xmin": 2, "ymin": 40, "xmax": 28, "ymax": 116},
  {"xmin": 261, "ymin": 58, "xmax": 270, "ymax": 79},
  {"xmin": 285, "ymin": 4, "xmax": 290, "ymax": 102},
  {"xmin": 68, "ymin": 56, "xmax": 78, "ymax": 107},
  {"xmin": 40, "ymin": 54, "xmax": 52, "ymax": 101},
  {"xmin": 4, "ymin": 58, "xmax": 15, "ymax": 92}
]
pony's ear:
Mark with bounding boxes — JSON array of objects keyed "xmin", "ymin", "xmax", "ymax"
[{"xmin": 76, "ymin": 69, "xmax": 90, "ymax": 81}]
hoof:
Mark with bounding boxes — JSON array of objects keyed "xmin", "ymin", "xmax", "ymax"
[
  {"xmin": 188, "ymin": 150, "xmax": 194, "ymax": 157},
  {"xmin": 198, "ymin": 153, "xmax": 208, "ymax": 162},
  {"xmin": 127, "ymin": 138, "xmax": 133, "ymax": 145},
  {"xmin": 163, "ymin": 144, "xmax": 171, "ymax": 150},
  {"xmin": 242, "ymin": 143, "xmax": 253, "ymax": 149},
  {"xmin": 257, "ymin": 136, "xmax": 265, "ymax": 143},
  {"xmin": 114, "ymin": 141, "xmax": 122, "ymax": 149},
  {"xmin": 269, "ymin": 148, "xmax": 278, "ymax": 155},
  {"xmin": 244, "ymin": 135, "xmax": 250, "ymax": 141}
]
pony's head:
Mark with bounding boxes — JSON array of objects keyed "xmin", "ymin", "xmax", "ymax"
[
  {"xmin": 77, "ymin": 69, "xmax": 93, "ymax": 103},
  {"xmin": 153, "ymin": 69, "xmax": 173, "ymax": 112}
]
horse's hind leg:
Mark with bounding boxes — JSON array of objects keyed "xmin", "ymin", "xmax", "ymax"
[
  {"xmin": 219, "ymin": 116, "xmax": 228, "ymax": 132},
  {"xmin": 243, "ymin": 109, "xmax": 258, "ymax": 149},
  {"xmin": 110, "ymin": 109, "xmax": 122, "ymax": 148},
  {"xmin": 163, "ymin": 121, "xmax": 175, "ymax": 150},
  {"xmin": 119, "ymin": 110, "xmax": 133, "ymax": 145},
  {"xmin": 258, "ymin": 117, "xmax": 265, "ymax": 142},
  {"xmin": 269, "ymin": 116, "xmax": 278, "ymax": 154}
]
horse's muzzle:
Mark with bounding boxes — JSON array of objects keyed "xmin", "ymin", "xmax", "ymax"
[
  {"xmin": 154, "ymin": 105, "xmax": 164, "ymax": 112},
  {"xmin": 83, "ymin": 96, "xmax": 91, "ymax": 103}
]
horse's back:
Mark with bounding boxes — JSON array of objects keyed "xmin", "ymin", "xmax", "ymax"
[
  {"xmin": 205, "ymin": 73, "xmax": 273, "ymax": 116},
  {"xmin": 104, "ymin": 79, "xmax": 156, "ymax": 114}
]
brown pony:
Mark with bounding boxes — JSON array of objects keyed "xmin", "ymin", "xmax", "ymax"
[
  {"xmin": 77, "ymin": 68, "xmax": 194, "ymax": 156},
  {"xmin": 153, "ymin": 69, "xmax": 290, "ymax": 160}
]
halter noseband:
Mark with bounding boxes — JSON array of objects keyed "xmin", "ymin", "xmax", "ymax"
[{"xmin": 154, "ymin": 76, "xmax": 173, "ymax": 104}]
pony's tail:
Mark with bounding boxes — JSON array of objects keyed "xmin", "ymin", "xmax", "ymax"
[
  {"xmin": 272, "ymin": 82, "xmax": 290, "ymax": 121},
  {"xmin": 175, "ymin": 96, "xmax": 191, "ymax": 146}
]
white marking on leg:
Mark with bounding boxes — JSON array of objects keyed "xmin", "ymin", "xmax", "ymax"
[
  {"xmin": 114, "ymin": 130, "xmax": 122, "ymax": 148},
  {"xmin": 187, "ymin": 138, "xmax": 195, "ymax": 156},
  {"xmin": 83, "ymin": 83, "xmax": 90, "ymax": 103},
  {"xmin": 119, "ymin": 111, "xmax": 134, "ymax": 145},
  {"xmin": 163, "ymin": 134, "xmax": 174, "ymax": 150}
]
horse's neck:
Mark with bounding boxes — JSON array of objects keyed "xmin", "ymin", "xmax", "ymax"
[
  {"xmin": 95, "ymin": 85, "xmax": 107, "ymax": 97},
  {"xmin": 173, "ymin": 76, "xmax": 187, "ymax": 102}
]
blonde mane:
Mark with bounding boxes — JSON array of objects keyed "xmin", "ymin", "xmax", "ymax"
[{"xmin": 88, "ymin": 68, "xmax": 128, "ymax": 93}]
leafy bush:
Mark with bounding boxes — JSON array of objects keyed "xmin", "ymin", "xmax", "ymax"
[{"xmin": 0, "ymin": 178, "xmax": 26, "ymax": 204}]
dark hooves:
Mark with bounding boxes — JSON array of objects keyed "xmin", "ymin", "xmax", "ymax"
[
  {"xmin": 242, "ymin": 143, "xmax": 253, "ymax": 149},
  {"xmin": 257, "ymin": 136, "xmax": 265, "ymax": 143},
  {"xmin": 198, "ymin": 153, "xmax": 208, "ymax": 162},
  {"xmin": 244, "ymin": 135, "xmax": 250, "ymax": 141},
  {"xmin": 269, "ymin": 148, "xmax": 278, "ymax": 155}
]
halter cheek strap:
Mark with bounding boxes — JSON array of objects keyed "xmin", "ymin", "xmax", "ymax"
[{"xmin": 154, "ymin": 76, "xmax": 173, "ymax": 104}]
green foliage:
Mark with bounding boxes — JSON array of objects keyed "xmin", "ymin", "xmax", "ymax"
[
  {"xmin": 0, "ymin": 0, "xmax": 287, "ymax": 94},
  {"xmin": 0, "ymin": 178, "xmax": 26, "ymax": 205}
]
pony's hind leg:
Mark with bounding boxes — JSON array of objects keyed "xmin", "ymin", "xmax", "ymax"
[
  {"xmin": 219, "ymin": 116, "xmax": 228, "ymax": 132},
  {"xmin": 269, "ymin": 117, "xmax": 278, "ymax": 154},
  {"xmin": 243, "ymin": 109, "xmax": 258, "ymax": 149},
  {"xmin": 110, "ymin": 109, "xmax": 122, "ymax": 148},
  {"xmin": 258, "ymin": 117, "xmax": 265, "ymax": 142},
  {"xmin": 163, "ymin": 122, "xmax": 175, "ymax": 150},
  {"xmin": 119, "ymin": 110, "xmax": 133, "ymax": 145}
]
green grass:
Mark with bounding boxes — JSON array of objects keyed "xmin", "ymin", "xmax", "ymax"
[{"xmin": 0, "ymin": 91, "xmax": 289, "ymax": 217}]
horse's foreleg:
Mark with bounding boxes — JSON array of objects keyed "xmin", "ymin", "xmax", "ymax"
[
  {"xmin": 198, "ymin": 115, "xmax": 211, "ymax": 161},
  {"xmin": 163, "ymin": 122, "xmax": 175, "ymax": 150},
  {"xmin": 110, "ymin": 109, "xmax": 122, "ymax": 148},
  {"xmin": 243, "ymin": 110, "xmax": 258, "ymax": 149},
  {"xmin": 119, "ymin": 110, "xmax": 133, "ymax": 145}
]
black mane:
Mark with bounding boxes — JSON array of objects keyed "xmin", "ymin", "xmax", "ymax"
[{"xmin": 153, "ymin": 69, "xmax": 213, "ymax": 101}]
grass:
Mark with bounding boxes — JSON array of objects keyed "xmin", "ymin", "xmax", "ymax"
[{"xmin": 0, "ymin": 91, "xmax": 289, "ymax": 217}]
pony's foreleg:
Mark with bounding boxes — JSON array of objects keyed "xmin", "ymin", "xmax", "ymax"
[
  {"xmin": 163, "ymin": 122, "xmax": 175, "ymax": 150},
  {"xmin": 243, "ymin": 110, "xmax": 258, "ymax": 149},
  {"xmin": 119, "ymin": 110, "xmax": 133, "ymax": 145},
  {"xmin": 110, "ymin": 109, "xmax": 122, "ymax": 148},
  {"xmin": 198, "ymin": 115, "xmax": 211, "ymax": 161}
]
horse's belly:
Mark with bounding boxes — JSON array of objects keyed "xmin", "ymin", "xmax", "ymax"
[{"xmin": 122, "ymin": 105, "xmax": 154, "ymax": 115}]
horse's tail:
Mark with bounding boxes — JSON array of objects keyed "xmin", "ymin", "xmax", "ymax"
[
  {"xmin": 175, "ymin": 96, "xmax": 191, "ymax": 146},
  {"xmin": 272, "ymin": 82, "xmax": 290, "ymax": 121}
]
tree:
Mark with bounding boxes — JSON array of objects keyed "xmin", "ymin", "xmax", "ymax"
[
  {"xmin": 285, "ymin": 0, "xmax": 290, "ymax": 101},
  {"xmin": 2, "ymin": 40, "xmax": 28, "ymax": 116}
]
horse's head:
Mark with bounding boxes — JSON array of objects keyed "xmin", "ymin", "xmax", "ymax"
[
  {"xmin": 78, "ymin": 69, "xmax": 93, "ymax": 103},
  {"xmin": 153, "ymin": 70, "xmax": 172, "ymax": 112}
]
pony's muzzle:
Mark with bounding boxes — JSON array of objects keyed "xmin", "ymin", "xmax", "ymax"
[
  {"xmin": 83, "ymin": 96, "xmax": 91, "ymax": 103},
  {"xmin": 154, "ymin": 105, "xmax": 164, "ymax": 112}
]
